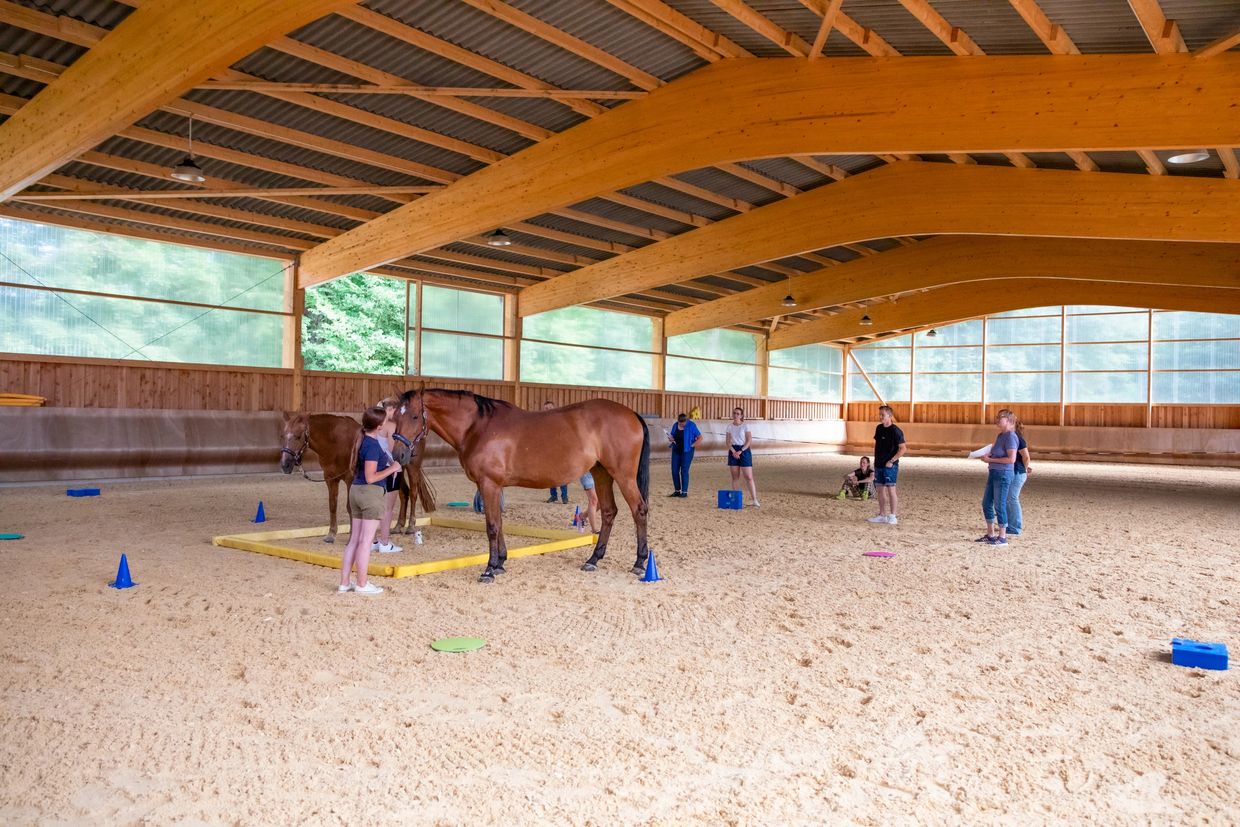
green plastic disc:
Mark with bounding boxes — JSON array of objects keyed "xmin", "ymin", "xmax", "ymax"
[
  {"xmin": 447, "ymin": 501, "xmax": 470, "ymax": 507},
  {"xmin": 431, "ymin": 636, "xmax": 485, "ymax": 653},
  {"xmin": 0, "ymin": 533, "xmax": 23, "ymax": 540}
]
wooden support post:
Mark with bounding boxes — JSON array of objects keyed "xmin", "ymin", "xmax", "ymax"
[
  {"xmin": 908, "ymin": 332, "xmax": 917, "ymax": 423},
  {"xmin": 840, "ymin": 344, "xmax": 850, "ymax": 421},
  {"xmin": 403, "ymin": 280, "xmax": 412, "ymax": 377},
  {"xmin": 979, "ymin": 314, "xmax": 988, "ymax": 425},
  {"xmin": 505, "ymin": 293, "xmax": 522, "ymax": 401},
  {"xmin": 413, "ymin": 280, "xmax": 423, "ymax": 377},
  {"xmin": 289, "ymin": 258, "xmax": 304, "ymax": 412},
  {"xmin": 1146, "ymin": 308, "xmax": 1154, "ymax": 427},
  {"xmin": 757, "ymin": 333, "xmax": 768, "ymax": 419},
  {"xmin": 1059, "ymin": 305, "xmax": 1067, "ymax": 426}
]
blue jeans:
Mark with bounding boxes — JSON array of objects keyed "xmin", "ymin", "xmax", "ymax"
[
  {"xmin": 671, "ymin": 450, "xmax": 694, "ymax": 492},
  {"xmin": 548, "ymin": 485, "xmax": 567, "ymax": 501},
  {"xmin": 982, "ymin": 467, "xmax": 1014, "ymax": 528},
  {"xmin": 1006, "ymin": 471, "xmax": 1027, "ymax": 534}
]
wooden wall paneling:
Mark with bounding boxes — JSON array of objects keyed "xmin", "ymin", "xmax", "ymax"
[{"xmin": 1065, "ymin": 404, "xmax": 1148, "ymax": 428}]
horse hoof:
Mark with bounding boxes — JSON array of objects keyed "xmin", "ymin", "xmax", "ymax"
[
  {"xmin": 492, "ymin": 566, "xmax": 506, "ymax": 575},
  {"xmin": 581, "ymin": 562, "xmax": 597, "ymax": 572},
  {"xmin": 323, "ymin": 536, "xmax": 335, "ymax": 544},
  {"xmin": 631, "ymin": 565, "xmax": 645, "ymax": 576},
  {"xmin": 479, "ymin": 572, "xmax": 494, "ymax": 584}
]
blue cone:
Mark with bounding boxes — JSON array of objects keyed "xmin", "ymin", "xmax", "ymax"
[
  {"xmin": 640, "ymin": 547, "xmax": 662, "ymax": 582},
  {"xmin": 251, "ymin": 501, "xmax": 266, "ymax": 523},
  {"xmin": 109, "ymin": 553, "xmax": 136, "ymax": 589}
]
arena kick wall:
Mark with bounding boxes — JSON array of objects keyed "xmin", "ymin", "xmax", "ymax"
[{"xmin": 2, "ymin": 354, "xmax": 1237, "ymax": 482}]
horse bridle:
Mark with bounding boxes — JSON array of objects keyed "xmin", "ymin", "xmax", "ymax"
[
  {"xmin": 398, "ymin": 397, "xmax": 429, "ymax": 453},
  {"xmin": 281, "ymin": 433, "xmax": 310, "ymax": 470}
]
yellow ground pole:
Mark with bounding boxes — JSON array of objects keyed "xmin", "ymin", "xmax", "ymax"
[{"xmin": 212, "ymin": 516, "xmax": 596, "ymax": 578}]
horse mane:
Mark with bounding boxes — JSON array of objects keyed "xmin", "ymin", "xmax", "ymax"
[{"xmin": 401, "ymin": 388, "xmax": 513, "ymax": 418}]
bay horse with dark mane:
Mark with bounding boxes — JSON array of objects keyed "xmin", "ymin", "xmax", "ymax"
[
  {"xmin": 278, "ymin": 412, "xmax": 436, "ymax": 542},
  {"xmin": 394, "ymin": 389, "xmax": 650, "ymax": 583}
]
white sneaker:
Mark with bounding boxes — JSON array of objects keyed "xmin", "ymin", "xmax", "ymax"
[
  {"xmin": 337, "ymin": 583, "xmax": 353, "ymax": 593},
  {"xmin": 867, "ymin": 515, "xmax": 889, "ymax": 523},
  {"xmin": 886, "ymin": 515, "xmax": 898, "ymax": 525},
  {"xmin": 376, "ymin": 542, "xmax": 402, "ymax": 554},
  {"xmin": 354, "ymin": 582, "xmax": 384, "ymax": 595}
]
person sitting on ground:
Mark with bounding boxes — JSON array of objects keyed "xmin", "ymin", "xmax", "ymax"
[{"xmin": 836, "ymin": 456, "xmax": 875, "ymax": 500}]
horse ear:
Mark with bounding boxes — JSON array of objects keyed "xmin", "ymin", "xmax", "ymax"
[{"xmin": 280, "ymin": 410, "xmax": 291, "ymax": 423}]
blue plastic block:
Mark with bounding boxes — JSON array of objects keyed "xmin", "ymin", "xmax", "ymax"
[
  {"xmin": 717, "ymin": 490, "xmax": 743, "ymax": 510},
  {"xmin": 1171, "ymin": 638, "xmax": 1228, "ymax": 671},
  {"xmin": 66, "ymin": 488, "xmax": 101, "ymax": 497}
]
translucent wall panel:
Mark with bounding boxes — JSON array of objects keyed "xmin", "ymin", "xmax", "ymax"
[
  {"xmin": 915, "ymin": 346, "xmax": 982, "ymax": 372},
  {"xmin": 1067, "ymin": 312, "xmax": 1148, "ymax": 343},
  {"xmin": 990, "ymin": 307, "xmax": 1060, "ymax": 319},
  {"xmin": 1153, "ymin": 371, "xmax": 1240, "ymax": 404},
  {"xmin": 1066, "ymin": 371, "xmax": 1147, "ymax": 403},
  {"xmin": 303, "ymin": 272, "xmax": 405, "ymax": 374},
  {"xmin": 914, "ymin": 320, "xmax": 982, "ymax": 346},
  {"xmin": 986, "ymin": 315, "xmax": 1061, "ymax": 344},
  {"xmin": 421, "ymin": 285, "xmax": 503, "ymax": 335},
  {"xmin": 1066, "ymin": 342, "xmax": 1148, "ymax": 371},
  {"xmin": 768, "ymin": 367, "xmax": 841, "ymax": 401},
  {"xmin": 0, "ymin": 217, "xmax": 287, "ymax": 311},
  {"xmin": 523, "ymin": 306, "xmax": 653, "ymax": 351},
  {"xmin": 986, "ymin": 345, "xmax": 1061, "ymax": 372},
  {"xmin": 521, "ymin": 341, "xmax": 653, "ymax": 389},
  {"xmin": 1153, "ymin": 312, "xmax": 1240, "ymax": 341},
  {"xmin": 769, "ymin": 343, "xmax": 842, "ymax": 373},
  {"xmin": 1154, "ymin": 339, "xmax": 1240, "ymax": 370},
  {"xmin": 420, "ymin": 332, "xmax": 503, "ymax": 379},
  {"xmin": 1, "ymin": 285, "xmax": 283, "ymax": 366},
  {"xmin": 915, "ymin": 372, "xmax": 982, "ymax": 402},
  {"xmin": 986, "ymin": 372, "xmax": 1060, "ymax": 403},
  {"xmin": 848, "ymin": 373, "xmax": 909, "ymax": 402},
  {"xmin": 852, "ymin": 346, "xmax": 911, "ymax": 372},
  {"xmin": 666, "ymin": 355, "xmax": 757, "ymax": 395},
  {"xmin": 667, "ymin": 328, "xmax": 758, "ymax": 363}
]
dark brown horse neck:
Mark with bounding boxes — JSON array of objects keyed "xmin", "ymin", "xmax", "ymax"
[{"xmin": 421, "ymin": 389, "xmax": 513, "ymax": 449}]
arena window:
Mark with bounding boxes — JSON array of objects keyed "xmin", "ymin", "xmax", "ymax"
[
  {"xmin": 520, "ymin": 306, "xmax": 656, "ymax": 389},
  {"xmin": 767, "ymin": 343, "xmax": 842, "ymax": 402},
  {"xmin": 416, "ymin": 285, "xmax": 505, "ymax": 380},
  {"xmin": 666, "ymin": 328, "xmax": 759, "ymax": 395}
]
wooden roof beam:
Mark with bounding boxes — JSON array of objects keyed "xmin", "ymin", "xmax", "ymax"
[
  {"xmin": 298, "ymin": 56, "xmax": 1240, "ymax": 285},
  {"xmin": 1007, "ymin": 0, "xmax": 1081, "ymax": 54},
  {"xmin": 14, "ymin": 185, "xmax": 437, "ymax": 202},
  {"xmin": 708, "ymin": 0, "xmax": 811, "ymax": 56},
  {"xmin": 808, "ymin": 0, "xmax": 845, "ymax": 59},
  {"xmin": 517, "ymin": 162, "xmax": 1240, "ymax": 315},
  {"xmin": 666, "ymin": 236, "xmax": 1240, "ymax": 335},
  {"xmin": 0, "ymin": 0, "xmax": 359, "ymax": 201},
  {"xmin": 1195, "ymin": 28, "xmax": 1240, "ymax": 58},
  {"xmin": 771, "ymin": 279, "xmax": 1240, "ymax": 349},
  {"xmin": 1126, "ymin": 0, "xmax": 1187, "ymax": 55},
  {"xmin": 604, "ymin": 0, "xmax": 752, "ymax": 61},
  {"xmin": 195, "ymin": 82, "xmax": 645, "ymax": 100}
]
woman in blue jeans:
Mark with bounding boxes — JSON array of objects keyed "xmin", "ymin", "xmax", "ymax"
[
  {"xmin": 667, "ymin": 412, "xmax": 702, "ymax": 497},
  {"xmin": 976, "ymin": 411, "xmax": 1019, "ymax": 547},
  {"xmin": 999, "ymin": 409, "xmax": 1031, "ymax": 536}
]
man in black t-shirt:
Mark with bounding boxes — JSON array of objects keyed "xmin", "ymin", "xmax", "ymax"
[{"xmin": 868, "ymin": 405, "xmax": 906, "ymax": 525}]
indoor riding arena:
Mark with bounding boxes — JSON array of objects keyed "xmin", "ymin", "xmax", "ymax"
[{"xmin": 1, "ymin": 1, "xmax": 1238, "ymax": 824}]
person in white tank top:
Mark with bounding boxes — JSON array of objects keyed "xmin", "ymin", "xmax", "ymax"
[{"xmin": 726, "ymin": 407, "xmax": 760, "ymax": 508}]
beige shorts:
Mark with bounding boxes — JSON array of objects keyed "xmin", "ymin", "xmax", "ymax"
[{"xmin": 349, "ymin": 483, "xmax": 385, "ymax": 521}]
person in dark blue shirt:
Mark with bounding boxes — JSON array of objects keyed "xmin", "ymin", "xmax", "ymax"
[
  {"xmin": 339, "ymin": 406, "xmax": 402, "ymax": 595},
  {"xmin": 667, "ymin": 412, "xmax": 702, "ymax": 498},
  {"xmin": 1000, "ymin": 409, "xmax": 1032, "ymax": 537}
]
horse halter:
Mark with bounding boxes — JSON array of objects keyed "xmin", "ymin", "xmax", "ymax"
[
  {"xmin": 399, "ymin": 398, "xmax": 429, "ymax": 450},
  {"xmin": 281, "ymin": 432, "xmax": 310, "ymax": 468}
]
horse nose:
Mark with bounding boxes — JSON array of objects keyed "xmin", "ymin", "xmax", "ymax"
[{"xmin": 279, "ymin": 458, "xmax": 293, "ymax": 474}]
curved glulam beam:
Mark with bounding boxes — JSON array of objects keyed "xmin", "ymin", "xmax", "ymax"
[
  {"xmin": 519, "ymin": 162, "xmax": 1240, "ymax": 316},
  {"xmin": 666, "ymin": 236, "xmax": 1240, "ymax": 336},
  {"xmin": 0, "ymin": 0, "xmax": 358, "ymax": 200},
  {"xmin": 296, "ymin": 54, "xmax": 1240, "ymax": 286},
  {"xmin": 770, "ymin": 280, "xmax": 1240, "ymax": 349}
]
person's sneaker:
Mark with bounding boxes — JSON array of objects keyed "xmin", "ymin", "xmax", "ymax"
[
  {"xmin": 354, "ymin": 582, "xmax": 384, "ymax": 595},
  {"xmin": 975, "ymin": 535, "xmax": 993, "ymax": 543},
  {"xmin": 991, "ymin": 536, "xmax": 1009, "ymax": 547},
  {"xmin": 337, "ymin": 583, "xmax": 353, "ymax": 593},
  {"xmin": 861, "ymin": 490, "xmax": 870, "ymax": 501},
  {"xmin": 885, "ymin": 515, "xmax": 898, "ymax": 525},
  {"xmin": 376, "ymin": 541, "xmax": 402, "ymax": 554},
  {"xmin": 678, "ymin": 492, "xmax": 688, "ymax": 498},
  {"xmin": 836, "ymin": 491, "xmax": 847, "ymax": 501},
  {"xmin": 546, "ymin": 495, "xmax": 558, "ymax": 503},
  {"xmin": 751, "ymin": 501, "xmax": 761, "ymax": 508},
  {"xmin": 668, "ymin": 491, "xmax": 682, "ymax": 497},
  {"xmin": 867, "ymin": 515, "xmax": 888, "ymax": 523}
]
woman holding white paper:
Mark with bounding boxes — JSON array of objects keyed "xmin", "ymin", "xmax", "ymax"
[{"xmin": 975, "ymin": 411, "xmax": 1019, "ymax": 547}]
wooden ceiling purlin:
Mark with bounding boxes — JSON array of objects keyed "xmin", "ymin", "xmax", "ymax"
[
  {"xmin": 0, "ymin": 0, "xmax": 362, "ymax": 200},
  {"xmin": 604, "ymin": 0, "xmax": 751, "ymax": 61},
  {"xmin": 664, "ymin": 236, "xmax": 1240, "ymax": 336},
  {"xmin": 296, "ymin": 54, "xmax": 1240, "ymax": 286},
  {"xmin": 771, "ymin": 279, "xmax": 1240, "ymax": 350},
  {"xmin": 516, "ymin": 162, "xmax": 1240, "ymax": 316}
]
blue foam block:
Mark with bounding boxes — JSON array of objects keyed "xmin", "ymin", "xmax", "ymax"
[
  {"xmin": 1171, "ymin": 638, "xmax": 1228, "ymax": 671},
  {"xmin": 717, "ymin": 490, "xmax": 743, "ymax": 510},
  {"xmin": 66, "ymin": 488, "xmax": 100, "ymax": 497}
]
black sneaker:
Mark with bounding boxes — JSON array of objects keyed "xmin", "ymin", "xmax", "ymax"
[
  {"xmin": 546, "ymin": 495, "xmax": 558, "ymax": 503},
  {"xmin": 975, "ymin": 535, "xmax": 993, "ymax": 543},
  {"xmin": 667, "ymin": 491, "xmax": 682, "ymax": 497}
]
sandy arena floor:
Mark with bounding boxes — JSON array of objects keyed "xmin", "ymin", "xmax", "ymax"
[{"xmin": 1, "ymin": 454, "xmax": 1237, "ymax": 825}]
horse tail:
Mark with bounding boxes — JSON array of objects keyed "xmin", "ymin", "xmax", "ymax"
[
  {"xmin": 416, "ymin": 469, "xmax": 438, "ymax": 513},
  {"xmin": 634, "ymin": 412, "xmax": 650, "ymax": 505}
]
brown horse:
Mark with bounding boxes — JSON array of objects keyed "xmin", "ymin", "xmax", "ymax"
[
  {"xmin": 394, "ymin": 389, "xmax": 650, "ymax": 583},
  {"xmin": 278, "ymin": 412, "xmax": 436, "ymax": 542}
]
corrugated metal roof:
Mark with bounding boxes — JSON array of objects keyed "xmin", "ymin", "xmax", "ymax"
[
  {"xmin": 912, "ymin": 1, "xmax": 1050, "ymax": 54},
  {"xmin": 740, "ymin": 157, "xmax": 834, "ymax": 191},
  {"xmin": 822, "ymin": 0, "xmax": 955, "ymax": 55},
  {"xmin": 0, "ymin": 76, "xmax": 41, "ymax": 98},
  {"xmin": 571, "ymin": 196, "xmax": 692, "ymax": 236},
  {"xmin": 0, "ymin": 28, "xmax": 87, "ymax": 66},
  {"xmin": 673, "ymin": 167, "xmax": 784, "ymax": 207},
  {"xmin": 661, "ymin": 1, "xmax": 791, "ymax": 57},
  {"xmin": 506, "ymin": 0, "xmax": 708, "ymax": 82},
  {"xmin": 1158, "ymin": 0, "xmax": 1240, "ymax": 51},
  {"xmin": 519, "ymin": 213, "xmax": 657, "ymax": 249},
  {"xmin": 363, "ymin": 0, "xmax": 640, "ymax": 91},
  {"xmin": 621, "ymin": 181, "xmax": 741, "ymax": 222},
  {"xmin": 8, "ymin": 0, "xmax": 130, "ymax": 28},
  {"xmin": 1033, "ymin": 0, "xmax": 1152, "ymax": 53},
  {"xmin": 816, "ymin": 155, "xmax": 887, "ymax": 176}
]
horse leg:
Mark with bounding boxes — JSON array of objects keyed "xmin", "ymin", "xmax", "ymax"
[
  {"xmin": 324, "ymin": 477, "xmax": 339, "ymax": 543},
  {"xmin": 582, "ymin": 465, "xmax": 619, "ymax": 572},
  {"xmin": 395, "ymin": 469, "xmax": 411, "ymax": 535},
  {"xmin": 479, "ymin": 481, "xmax": 506, "ymax": 583},
  {"xmin": 612, "ymin": 472, "xmax": 650, "ymax": 576}
]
